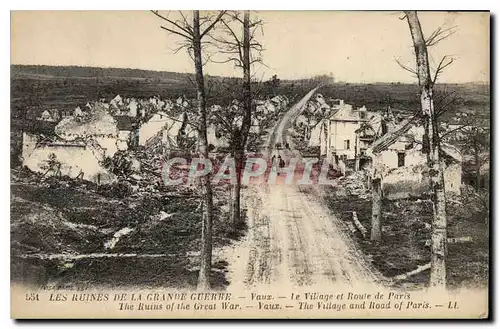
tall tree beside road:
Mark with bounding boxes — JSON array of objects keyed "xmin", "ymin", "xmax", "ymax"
[
  {"xmin": 152, "ymin": 10, "xmax": 225, "ymax": 290},
  {"xmin": 210, "ymin": 11, "xmax": 263, "ymax": 229},
  {"xmin": 402, "ymin": 11, "xmax": 455, "ymax": 288}
]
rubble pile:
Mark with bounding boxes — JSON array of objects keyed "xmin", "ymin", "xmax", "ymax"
[{"xmin": 339, "ymin": 170, "xmax": 370, "ymax": 199}]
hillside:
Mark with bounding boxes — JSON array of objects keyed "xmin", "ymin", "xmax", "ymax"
[
  {"xmin": 11, "ymin": 64, "xmax": 490, "ymax": 121},
  {"xmin": 11, "ymin": 65, "xmax": 197, "ymax": 81}
]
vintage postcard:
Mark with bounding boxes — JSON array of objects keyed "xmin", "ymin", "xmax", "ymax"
[{"xmin": 10, "ymin": 10, "xmax": 490, "ymax": 319}]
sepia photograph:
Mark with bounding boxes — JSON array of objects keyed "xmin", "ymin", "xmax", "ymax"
[{"xmin": 9, "ymin": 10, "xmax": 490, "ymax": 319}]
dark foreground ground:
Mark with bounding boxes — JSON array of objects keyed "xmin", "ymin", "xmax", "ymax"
[
  {"xmin": 318, "ymin": 173, "xmax": 489, "ymax": 290},
  {"xmin": 11, "ymin": 169, "xmax": 242, "ymax": 290}
]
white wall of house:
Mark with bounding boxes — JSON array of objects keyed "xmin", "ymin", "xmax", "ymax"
[
  {"xmin": 128, "ymin": 100, "xmax": 138, "ymax": 117},
  {"xmin": 308, "ymin": 122, "xmax": 322, "ymax": 147},
  {"xmin": 444, "ymin": 163, "xmax": 462, "ymax": 194},
  {"xmin": 22, "ymin": 132, "xmax": 38, "ymax": 162},
  {"xmin": 326, "ymin": 120, "xmax": 359, "ymax": 161},
  {"xmin": 94, "ymin": 136, "xmax": 120, "ymax": 158},
  {"xmin": 117, "ymin": 131, "xmax": 131, "ymax": 151},
  {"xmin": 378, "ymin": 146, "xmax": 425, "ymax": 169},
  {"xmin": 139, "ymin": 112, "xmax": 170, "ymax": 146},
  {"xmin": 118, "ymin": 130, "xmax": 131, "ymax": 142},
  {"xmin": 378, "ymin": 150, "xmax": 399, "ymax": 168},
  {"xmin": 22, "ymin": 142, "xmax": 115, "ymax": 184},
  {"xmin": 375, "ymin": 145, "xmax": 461, "ymax": 198}
]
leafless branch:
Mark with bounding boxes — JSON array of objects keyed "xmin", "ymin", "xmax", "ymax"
[
  {"xmin": 200, "ymin": 11, "xmax": 227, "ymax": 38},
  {"xmin": 212, "ymin": 110, "xmax": 235, "ymax": 134},
  {"xmin": 170, "ymin": 41, "xmax": 192, "ymax": 54},
  {"xmin": 435, "ymin": 90, "xmax": 459, "ymax": 117},
  {"xmin": 250, "ymin": 58, "xmax": 264, "ymax": 66},
  {"xmin": 208, "ymin": 34, "xmax": 240, "ymax": 47},
  {"xmin": 394, "ymin": 56, "xmax": 418, "ymax": 77},
  {"xmin": 250, "ymin": 43, "xmax": 264, "ymax": 50},
  {"xmin": 160, "ymin": 25, "xmax": 192, "ymax": 40},
  {"xmin": 186, "ymin": 47, "xmax": 195, "ymax": 62},
  {"xmin": 178, "ymin": 11, "xmax": 193, "ymax": 34},
  {"xmin": 432, "ymin": 55, "xmax": 454, "ymax": 84},
  {"xmin": 220, "ymin": 19, "xmax": 244, "ymax": 63},
  {"xmin": 210, "ymin": 57, "xmax": 243, "ymax": 67},
  {"xmin": 162, "ymin": 112, "xmax": 200, "ymax": 131},
  {"xmin": 186, "ymin": 75, "xmax": 197, "ymax": 88},
  {"xmin": 152, "ymin": 10, "xmax": 193, "ymax": 40},
  {"xmin": 439, "ymin": 123, "xmax": 470, "ymax": 140},
  {"xmin": 227, "ymin": 11, "xmax": 244, "ymax": 25},
  {"xmin": 249, "ymin": 19, "xmax": 263, "ymax": 28},
  {"xmin": 425, "ymin": 26, "xmax": 457, "ymax": 47},
  {"xmin": 434, "ymin": 89, "xmax": 457, "ymax": 108}
]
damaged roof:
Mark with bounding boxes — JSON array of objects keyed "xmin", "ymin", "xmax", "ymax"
[
  {"xmin": 440, "ymin": 142, "xmax": 462, "ymax": 163},
  {"xmin": 368, "ymin": 116, "xmax": 419, "ymax": 154},
  {"xmin": 368, "ymin": 115, "xmax": 462, "ymax": 163}
]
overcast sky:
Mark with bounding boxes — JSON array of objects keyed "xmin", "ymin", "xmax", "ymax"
[{"xmin": 11, "ymin": 11, "xmax": 489, "ymax": 83}]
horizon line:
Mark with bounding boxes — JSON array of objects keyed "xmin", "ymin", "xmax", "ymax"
[{"xmin": 10, "ymin": 63, "xmax": 490, "ymax": 85}]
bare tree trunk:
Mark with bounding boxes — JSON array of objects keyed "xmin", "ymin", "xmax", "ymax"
[
  {"xmin": 405, "ymin": 11, "xmax": 447, "ymax": 289},
  {"xmin": 231, "ymin": 150, "xmax": 242, "ymax": 228},
  {"xmin": 371, "ymin": 178, "xmax": 382, "ymax": 241},
  {"xmin": 354, "ymin": 132, "xmax": 360, "ymax": 171},
  {"xmin": 230, "ymin": 11, "xmax": 252, "ymax": 230},
  {"xmin": 474, "ymin": 144, "xmax": 481, "ymax": 189},
  {"xmin": 193, "ymin": 10, "xmax": 214, "ymax": 290}
]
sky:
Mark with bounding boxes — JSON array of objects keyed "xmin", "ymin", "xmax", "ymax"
[{"xmin": 11, "ymin": 11, "xmax": 490, "ymax": 83}]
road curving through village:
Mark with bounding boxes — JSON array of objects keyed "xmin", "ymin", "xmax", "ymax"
[{"xmin": 216, "ymin": 87, "xmax": 384, "ymax": 290}]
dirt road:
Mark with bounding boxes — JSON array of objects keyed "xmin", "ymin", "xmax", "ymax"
[
  {"xmin": 218, "ymin": 88, "xmax": 383, "ymax": 290},
  {"xmin": 264, "ymin": 87, "xmax": 318, "ymax": 155}
]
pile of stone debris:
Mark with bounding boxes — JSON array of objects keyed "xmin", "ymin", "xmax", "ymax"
[{"xmin": 338, "ymin": 170, "xmax": 371, "ymax": 199}]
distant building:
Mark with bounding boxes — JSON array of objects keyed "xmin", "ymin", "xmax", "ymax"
[
  {"xmin": 139, "ymin": 111, "xmax": 197, "ymax": 153},
  {"xmin": 37, "ymin": 109, "xmax": 61, "ymax": 122},
  {"xmin": 255, "ymin": 95, "xmax": 289, "ymax": 116},
  {"xmin": 110, "ymin": 94, "xmax": 124, "ymax": 108},
  {"xmin": 74, "ymin": 106, "xmax": 83, "ymax": 117},
  {"xmin": 176, "ymin": 96, "xmax": 189, "ymax": 108},
  {"xmin": 38, "ymin": 110, "xmax": 54, "ymax": 122},
  {"xmin": 56, "ymin": 103, "xmax": 124, "ymax": 158},
  {"xmin": 127, "ymin": 99, "xmax": 138, "ymax": 117}
]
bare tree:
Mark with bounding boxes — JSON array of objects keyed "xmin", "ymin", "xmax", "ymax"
[
  {"xmin": 440, "ymin": 113, "xmax": 490, "ymax": 189},
  {"xmin": 210, "ymin": 11, "xmax": 264, "ymax": 229},
  {"xmin": 461, "ymin": 126, "xmax": 489, "ymax": 189},
  {"xmin": 370, "ymin": 177, "xmax": 382, "ymax": 241},
  {"xmin": 401, "ymin": 11, "xmax": 456, "ymax": 288},
  {"xmin": 152, "ymin": 10, "xmax": 225, "ymax": 290}
]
